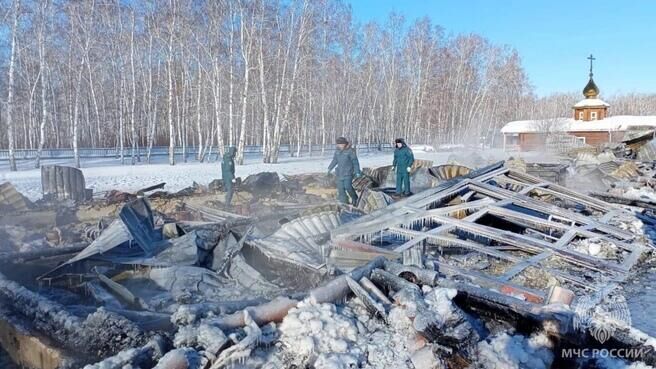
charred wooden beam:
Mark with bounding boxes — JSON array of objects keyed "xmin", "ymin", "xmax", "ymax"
[
  {"xmin": 345, "ymin": 276, "xmax": 387, "ymax": 319},
  {"xmin": 0, "ymin": 271, "xmax": 148, "ymax": 359},
  {"xmin": 213, "ymin": 257, "xmax": 386, "ymax": 330},
  {"xmin": 97, "ymin": 272, "xmax": 149, "ymax": 310},
  {"xmin": 83, "ymin": 335, "xmax": 168, "ymax": 369},
  {"xmin": 383, "ymin": 260, "xmax": 438, "ymax": 286},
  {"xmin": 171, "ymin": 299, "xmax": 268, "ymax": 326},
  {"xmin": 210, "ymin": 296, "xmax": 299, "ymax": 331},
  {"xmin": 309, "ymin": 256, "xmax": 386, "ymax": 303},
  {"xmin": 438, "ymin": 279, "xmax": 570, "ymax": 334},
  {"xmin": 590, "ymin": 191, "xmax": 656, "ymax": 211},
  {"xmin": 440, "ymin": 279, "xmax": 656, "ymax": 366},
  {"xmin": 435, "ymin": 261, "xmax": 545, "ymax": 303},
  {"xmin": 0, "ymin": 243, "xmax": 87, "ymax": 264},
  {"xmin": 359, "ymin": 276, "xmax": 392, "ymax": 305},
  {"xmin": 370, "ymin": 268, "xmax": 422, "ymax": 295},
  {"xmin": 0, "ymin": 304, "xmax": 79, "ymax": 369}
]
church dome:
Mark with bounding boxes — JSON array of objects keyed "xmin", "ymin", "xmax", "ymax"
[{"xmin": 583, "ymin": 77, "xmax": 599, "ymax": 98}]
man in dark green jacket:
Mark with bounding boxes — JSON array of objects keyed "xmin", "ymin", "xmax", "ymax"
[
  {"xmin": 393, "ymin": 138, "xmax": 414, "ymax": 196},
  {"xmin": 327, "ymin": 137, "xmax": 361, "ymax": 205},
  {"xmin": 221, "ymin": 146, "xmax": 237, "ymax": 206}
]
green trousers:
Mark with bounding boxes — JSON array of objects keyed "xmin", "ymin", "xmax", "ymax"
[
  {"xmin": 224, "ymin": 179, "xmax": 234, "ymax": 206},
  {"xmin": 336, "ymin": 176, "xmax": 358, "ymax": 205},
  {"xmin": 396, "ymin": 170, "xmax": 411, "ymax": 195}
]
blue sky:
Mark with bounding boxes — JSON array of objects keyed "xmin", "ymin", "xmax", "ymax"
[{"xmin": 349, "ymin": 0, "xmax": 655, "ymax": 97}]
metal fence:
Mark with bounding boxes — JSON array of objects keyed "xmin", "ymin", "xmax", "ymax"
[{"xmin": 0, "ymin": 143, "xmax": 395, "ymax": 161}]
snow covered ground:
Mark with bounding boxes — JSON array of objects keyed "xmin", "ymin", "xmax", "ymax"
[{"xmin": 0, "ymin": 148, "xmax": 551, "ymax": 201}]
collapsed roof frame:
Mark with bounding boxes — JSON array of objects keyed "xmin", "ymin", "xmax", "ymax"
[{"xmin": 331, "ymin": 163, "xmax": 648, "ymax": 304}]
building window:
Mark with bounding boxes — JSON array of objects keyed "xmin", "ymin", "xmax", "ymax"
[
  {"xmin": 578, "ymin": 111, "xmax": 584, "ymax": 120},
  {"xmin": 576, "ymin": 137, "xmax": 586, "ymax": 145},
  {"xmin": 591, "ymin": 111, "xmax": 598, "ymax": 120}
]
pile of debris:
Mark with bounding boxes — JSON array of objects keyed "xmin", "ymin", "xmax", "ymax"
[
  {"xmin": 556, "ymin": 131, "xmax": 656, "ymax": 226},
  {"xmin": 1, "ymin": 159, "xmax": 656, "ymax": 369}
]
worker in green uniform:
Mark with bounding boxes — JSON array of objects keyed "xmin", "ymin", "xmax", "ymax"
[
  {"xmin": 393, "ymin": 138, "xmax": 414, "ymax": 196},
  {"xmin": 221, "ymin": 146, "xmax": 237, "ymax": 206},
  {"xmin": 327, "ymin": 137, "xmax": 362, "ymax": 205}
]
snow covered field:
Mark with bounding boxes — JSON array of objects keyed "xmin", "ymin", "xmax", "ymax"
[{"xmin": 0, "ymin": 148, "xmax": 549, "ymax": 201}]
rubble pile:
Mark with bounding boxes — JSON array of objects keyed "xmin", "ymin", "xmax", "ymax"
[{"xmin": 1, "ymin": 157, "xmax": 656, "ymax": 369}]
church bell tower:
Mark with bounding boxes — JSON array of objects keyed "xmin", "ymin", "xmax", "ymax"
[{"xmin": 573, "ymin": 54, "xmax": 610, "ymax": 121}]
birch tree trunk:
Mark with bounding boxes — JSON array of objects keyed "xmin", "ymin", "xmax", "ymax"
[
  {"xmin": 228, "ymin": 2, "xmax": 235, "ymax": 147},
  {"xmin": 35, "ymin": 0, "xmax": 49, "ymax": 168},
  {"xmin": 257, "ymin": 0, "xmax": 270, "ymax": 163},
  {"xmin": 72, "ymin": 63, "xmax": 84, "ymax": 168},
  {"xmin": 196, "ymin": 62, "xmax": 204, "ymax": 162},
  {"xmin": 130, "ymin": 11, "xmax": 137, "ymax": 165},
  {"xmin": 6, "ymin": 0, "xmax": 20, "ymax": 171},
  {"xmin": 167, "ymin": 0, "xmax": 176, "ymax": 166},
  {"xmin": 236, "ymin": 3, "xmax": 252, "ymax": 165}
]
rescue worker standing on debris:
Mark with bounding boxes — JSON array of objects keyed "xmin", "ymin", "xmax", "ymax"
[
  {"xmin": 222, "ymin": 146, "xmax": 237, "ymax": 207},
  {"xmin": 327, "ymin": 137, "xmax": 362, "ymax": 205},
  {"xmin": 393, "ymin": 138, "xmax": 414, "ymax": 196}
]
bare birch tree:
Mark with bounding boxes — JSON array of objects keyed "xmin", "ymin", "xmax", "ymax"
[{"xmin": 5, "ymin": 0, "xmax": 20, "ymax": 171}]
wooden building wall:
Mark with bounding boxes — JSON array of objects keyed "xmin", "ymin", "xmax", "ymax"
[
  {"xmin": 516, "ymin": 130, "xmax": 624, "ymax": 151},
  {"xmin": 573, "ymin": 107, "xmax": 608, "ymax": 121},
  {"xmin": 518, "ymin": 133, "xmax": 548, "ymax": 151}
]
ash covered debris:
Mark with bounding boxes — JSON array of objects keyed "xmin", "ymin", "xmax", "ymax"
[{"xmin": 2, "ymin": 158, "xmax": 656, "ymax": 368}]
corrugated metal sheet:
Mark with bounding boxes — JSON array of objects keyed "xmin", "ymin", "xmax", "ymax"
[
  {"xmin": 250, "ymin": 211, "xmax": 342, "ymax": 270},
  {"xmin": 0, "ymin": 182, "xmax": 30, "ymax": 212},
  {"xmin": 428, "ymin": 164, "xmax": 472, "ymax": 181},
  {"xmin": 62, "ymin": 219, "xmax": 133, "ymax": 265},
  {"xmin": 41, "ymin": 165, "xmax": 88, "ymax": 202},
  {"xmin": 595, "ymin": 161, "xmax": 640, "ymax": 180},
  {"xmin": 357, "ymin": 189, "xmax": 393, "ymax": 213},
  {"xmin": 638, "ymin": 140, "xmax": 656, "ymax": 161}
]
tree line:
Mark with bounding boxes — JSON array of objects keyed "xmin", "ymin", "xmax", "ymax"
[{"xmin": 1, "ymin": 0, "xmax": 653, "ymax": 171}]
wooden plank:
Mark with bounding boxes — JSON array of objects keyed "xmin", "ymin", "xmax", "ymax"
[
  {"xmin": 395, "ymin": 228, "xmax": 593, "ymax": 290},
  {"xmin": 499, "ymin": 251, "xmax": 553, "ymax": 281},
  {"xmin": 428, "ymin": 213, "xmax": 627, "ymax": 274},
  {"xmin": 333, "ymin": 165, "xmax": 508, "ymax": 240},
  {"xmin": 553, "ymin": 229, "xmax": 578, "ymax": 249},
  {"xmin": 392, "ymin": 208, "xmax": 488, "ymax": 253},
  {"xmin": 392, "ymin": 198, "xmax": 494, "ymax": 234},
  {"xmin": 333, "ymin": 240, "xmax": 400, "ymax": 257},
  {"xmin": 390, "ymin": 228, "xmax": 522, "ymax": 262},
  {"xmin": 507, "ymin": 170, "xmax": 617, "ymax": 211},
  {"xmin": 620, "ymin": 244, "xmax": 647, "ymax": 271},
  {"xmin": 393, "ymin": 236, "xmax": 426, "ymax": 254},
  {"xmin": 519, "ymin": 182, "xmax": 550, "ymax": 195},
  {"xmin": 410, "ymin": 183, "xmax": 473, "ymax": 211},
  {"xmin": 531, "ymin": 186, "xmax": 608, "ymax": 212},
  {"xmin": 469, "ymin": 181, "xmax": 635, "ymax": 240},
  {"xmin": 486, "ymin": 206, "xmax": 640, "ymax": 253},
  {"xmin": 329, "ymin": 249, "xmax": 399, "ymax": 262},
  {"xmin": 435, "ymin": 261, "xmax": 545, "ymax": 303},
  {"xmin": 590, "ymin": 192, "xmax": 656, "ymax": 211},
  {"xmin": 335, "ymin": 179, "xmax": 472, "ymax": 236}
]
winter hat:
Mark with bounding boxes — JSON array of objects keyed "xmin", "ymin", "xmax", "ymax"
[
  {"xmin": 336, "ymin": 137, "xmax": 348, "ymax": 145},
  {"xmin": 395, "ymin": 138, "xmax": 405, "ymax": 144}
]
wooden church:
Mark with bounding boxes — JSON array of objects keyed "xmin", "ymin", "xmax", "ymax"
[{"xmin": 501, "ymin": 55, "xmax": 656, "ymax": 151}]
